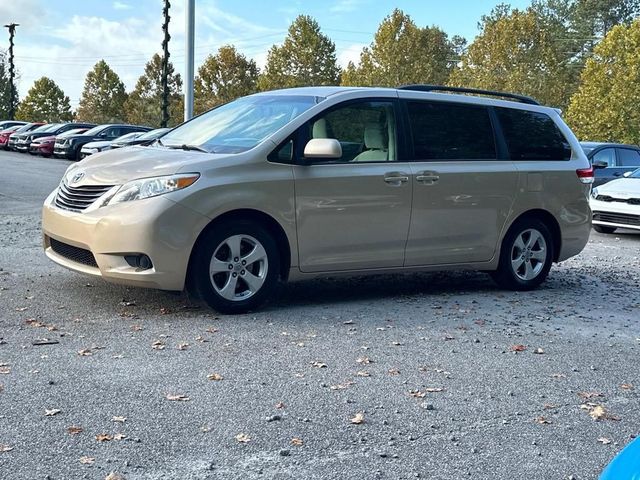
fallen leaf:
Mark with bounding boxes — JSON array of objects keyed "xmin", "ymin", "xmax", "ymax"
[
  {"xmin": 425, "ymin": 387, "xmax": 445, "ymax": 393},
  {"xmin": 551, "ymin": 373, "xmax": 566, "ymax": 379},
  {"xmin": 356, "ymin": 371, "xmax": 370, "ymax": 377},
  {"xmin": 409, "ymin": 390, "xmax": 426, "ymax": 398},
  {"xmin": 275, "ymin": 402, "xmax": 286, "ymax": 409},
  {"xmin": 388, "ymin": 368, "xmax": 401, "ymax": 376},
  {"xmin": 113, "ymin": 433, "xmax": 126, "ymax": 441},
  {"xmin": 79, "ymin": 456, "xmax": 95, "ymax": 464},
  {"xmin": 443, "ymin": 334, "xmax": 455, "ymax": 341},
  {"xmin": 351, "ymin": 412, "xmax": 365, "ymax": 424},
  {"xmin": 598, "ymin": 437, "xmax": 612, "ymax": 445},
  {"xmin": 311, "ymin": 361, "xmax": 327, "ymax": 368},
  {"xmin": 130, "ymin": 325, "xmax": 143, "ymax": 331},
  {"xmin": 0, "ymin": 444, "xmax": 13, "ymax": 452},
  {"xmin": 291, "ymin": 437, "xmax": 303, "ymax": 446},
  {"xmin": 543, "ymin": 403, "xmax": 559, "ymax": 410},
  {"xmin": 356, "ymin": 357, "xmax": 372, "ymax": 364},
  {"xmin": 535, "ymin": 416, "xmax": 552, "ymax": 424},
  {"xmin": 391, "ymin": 342, "xmax": 403, "ymax": 346},
  {"xmin": 533, "ymin": 348, "xmax": 545, "ymax": 354},
  {"xmin": 621, "ymin": 383, "xmax": 634, "ymax": 390},
  {"xmin": 112, "ymin": 416, "xmax": 126, "ymax": 423},
  {"xmin": 235, "ymin": 433, "xmax": 251, "ymax": 443},
  {"xmin": 151, "ymin": 341, "xmax": 166, "ymax": 350},
  {"xmin": 160, "ymin": 307, "xmax": 171, "ymax": 315},
  {"xmin": 15, "ymin": 307, "xmax": 28, "ymax": 312},
  {"xmin": 0, "ymin": 366, "xmax": 10, "ymax": 374},
  {"xmin": 105, "ymin": 473, "xmax": 126, "ymax": 480},
  {"xmin": 45, "ymin": 409, "xmax": 61, "ymax": 416},
  {"xmin": 166, "ymin": 393, "xmax": 190, "ymax": 402},
  {"xmin": 96, "ymin": 433, "xmax": 113, "ymax": 442},
  {"xmin": 510, "ymin": 344, "xmax": 527, "ymax": 352},
  {"xmin": 67, "ymin": 426, "xmax": 83, "ymax": 435},
  {"xmin": 207, "ymin": 373, "xmax": 224, "ymax": 381},
  {"xmin": 77, "ymin": 349, "xmax": 93, "ymax": 356},
  {"xmin": 474, "ymin": 319, "xmax": 486, "ymax": 326},
  {"xmin": 330, "ymin": 381, "xmax": 354, "ymax": 390},
  {"xmin": 584, "ymin": 404, "xmax": 620, "ymax": 421}
]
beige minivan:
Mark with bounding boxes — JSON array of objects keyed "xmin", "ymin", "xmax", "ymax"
[{"xmin": 42, "ymin": 85, "xmax": 593, "ymax": 313}]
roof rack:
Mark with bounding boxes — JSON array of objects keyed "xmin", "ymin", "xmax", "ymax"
[{"xmin": 397, "ymin": 85, "xmax": 541, "ymax": 106}]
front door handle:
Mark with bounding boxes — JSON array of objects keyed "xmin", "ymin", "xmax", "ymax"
[
  {"xmin": 415, "ymin": 171, "xmax": 440, "ymax": 184},
  {"xmin": 384, "ymin": 172, "xmax": 409, "ymax": 186}
]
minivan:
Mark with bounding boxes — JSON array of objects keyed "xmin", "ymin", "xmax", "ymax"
[{"xmin": 42, "ymin": 86, "xmax": 592, "ymax": 313}]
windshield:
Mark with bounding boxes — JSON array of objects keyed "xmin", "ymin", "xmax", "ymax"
[
  {"xmin": 59, "ymin": 128, "xmax": 86, "ymax": 138},
  {"xmin": 630, "ymin": 168, "xmax": 640, "ymax": 178},
  {"xmin": 83, "ymin": 125, "xmax": 109, "ymax": 136},
  {"xmin": 160, "ymin": 95, "xmax": 320, "ymax": 153},
  {"xmin": 138, "ymin": 128, "xmax": 169, "ymax": 140},
  {"xmin": 32, "ymin": 124, "xmax": 55, "ymax": 133}
]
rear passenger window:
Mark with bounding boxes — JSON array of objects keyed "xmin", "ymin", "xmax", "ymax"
[
  {"xmin": 617, "ymin": 148, "xmax": 640, "ymax": 166},
  {"xmin": 496, "ymin": 108, "xmax": 571, "ymax": 161},
  {"xmin": 407, "ymin": 101, "xmax": 496, "ymax": 160}
]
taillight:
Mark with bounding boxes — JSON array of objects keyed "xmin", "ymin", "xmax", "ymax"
[{"xmin": 576, "ymin": 166, "xmax": 594, "ymax": 184}]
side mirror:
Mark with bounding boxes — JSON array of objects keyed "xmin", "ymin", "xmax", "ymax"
[
  {"xmin": 303, "ymin": 138, "xmax": 342, "ymax": 160},
  {"xmin": 592, "ymin": 160, "xmax": 608, "ymax": 170},
  {"xmin": 623, "ymin": 171, "xmax": 633, "ymax": 178}
]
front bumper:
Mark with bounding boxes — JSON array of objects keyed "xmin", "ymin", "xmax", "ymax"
[
  {"xmin": 30, "ymin": 143, "xmax": 53, "ymax": 155},
  {"xmin": 42, "ymin": 190, "xmax": 210, "ymax": 290},
  {"xmin": 53, "ymin": 145, "xmax": 73, "ymax": 158},
  {"xmin": 590, "ymin": 198, "xmax": 640, "ymax": 231},
  {"xmin": 15, "ymin": 141, "xmax": 29, "ymax": 152}
]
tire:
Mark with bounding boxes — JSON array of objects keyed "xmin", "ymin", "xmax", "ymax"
[
  {"xmin": 593, "ymin": 225, "xmax": 616, "ymax": 234},
  {"xmin": 190, "ymin": 220, "xmax": 281, "ymax": 314},
  {"xmin": 491, "ymin": 217, "xmax": 554, "ymax": 291}
]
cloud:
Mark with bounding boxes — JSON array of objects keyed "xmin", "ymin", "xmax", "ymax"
[
  {"xmin": 330, "ymin": 0, "xmax": 366, "ymax": 14},
  {"xmin": 113, "ymin": 1, "xmax": 132, "ymax": 10},
  {"xmin": 337, "ymin": 43, "xmax": 366, "ymax": 68}
]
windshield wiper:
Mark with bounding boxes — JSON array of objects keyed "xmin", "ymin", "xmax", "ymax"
[{"xmin": 165, "ymin": 143, "xmax": 210, "ymax": 153}]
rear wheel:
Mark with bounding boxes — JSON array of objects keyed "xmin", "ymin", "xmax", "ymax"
[
  {"xmin": 593, "ymin": 225, "xmax": 616, "ymax": 234},
  {"xmin": 491, "ymin": 218, "xmax": 554, "ymax": 291},
  {"xmin": 190, "ymin": 221, "xmax": 281, "ymax": 314}
]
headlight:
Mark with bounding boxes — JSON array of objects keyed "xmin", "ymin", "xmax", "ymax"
[
  {"xmin": 104, "ymin": 173, "xmax": 200, "ymax": 206},
  {"xmin": 591, "ymin": 187, "xmax": 599, "ymax": 199}
]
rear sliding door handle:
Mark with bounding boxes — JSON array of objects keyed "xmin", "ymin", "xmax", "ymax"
[{"xmin": 416, "ymin": 172, "xmax": 440, "ymax": 184}]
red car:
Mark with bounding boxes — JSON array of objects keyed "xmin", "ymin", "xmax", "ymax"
[
  {"xmin": 29, "ymin": 128, "xmax": 91, "ymax": 157},
  {"xmin": 0, "ymin": 125, "xmax": 22, "ymax": 149}
]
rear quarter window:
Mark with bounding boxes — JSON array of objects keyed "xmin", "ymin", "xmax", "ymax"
[{"xmin": 496, "ymin": 108, "xmax": 571, "ymax": 161}]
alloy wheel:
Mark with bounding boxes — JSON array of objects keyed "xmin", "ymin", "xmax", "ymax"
[{"xmin": 510, "ymin": 228, "xmax": 547, "ymax": 281}]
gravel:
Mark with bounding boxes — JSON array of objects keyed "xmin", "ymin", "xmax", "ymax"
[{"xmin": 0, "ymin": 151, "xmax": 639, "ymax": 480}]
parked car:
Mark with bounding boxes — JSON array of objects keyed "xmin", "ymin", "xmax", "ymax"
[
  {"xmin": 581, "ymin": 142, "xmax": 640, "ymax": 187},
  {"xmin": 43, "ymin": 85, "xmax": 592, "ymax": 314},
  {"xmin": 7, "ymin": 122, "xmax": 45, "ymax": 150},
  {"xmin": 590, "ymin": 167, "xmax": 640, "ymax": 233},
  {"xmin": 0, "ymin": 120, "xmax": 27, "ymax": 130},
  {"xmin": 14, "ymin": 123, "xmax": 62, "ymax": 152},
  {"xmin": 23, "ymin": 122, "xmax": 96, "ymax": 154},
  {"xmin": 54, "ymin": 124, "xmax": 152, "ymax": 160},
  {"xmin": 29, "ymin": 128, "xmax": 91, "ymax": 157},
  {"xmin": 0, "ymin": 125, "xmax": 23, "ymax": 149},
  {"xmin": 80, "ymin": 131, "xmax": 144, "ymax": 158},
  {"xmin": 110, "ymin": 127, "xmax": 170, "ymax": 148}
]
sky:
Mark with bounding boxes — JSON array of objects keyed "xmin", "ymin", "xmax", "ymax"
[{"xmin": 0, "ymin": 0, "xmax": 531, "ymax": 109}]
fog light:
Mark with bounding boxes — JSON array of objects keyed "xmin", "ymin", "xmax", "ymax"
[{"xmin": 124, "ymin": 254, "xmax": 153, "ymax": 270}]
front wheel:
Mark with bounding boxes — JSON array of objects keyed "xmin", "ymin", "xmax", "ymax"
[
  {"xmin": 593, "ymin": 225, "xmax": 616, "ymax": 234},
  {"xmin": 190, "ymin": 221, "xmax": 281, "ymax": 314},
  {"xmin": 491, "ymin": 218, "xmax": 554, "ymax": 291}
]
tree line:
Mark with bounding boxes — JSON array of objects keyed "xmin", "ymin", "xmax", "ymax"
[{"xmin": 2, "ymin": 0, "xmax": 640, "ymax": 142}]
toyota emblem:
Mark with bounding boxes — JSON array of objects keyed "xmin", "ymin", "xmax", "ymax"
[{"xmin": 71, "ymin": 172, "xmax": 85, "ymax": 184}]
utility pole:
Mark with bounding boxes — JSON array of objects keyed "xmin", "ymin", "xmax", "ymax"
[
  {"xmin": 184, "ymin": 0, "xmax": 195, "ymax": 122},
  {"xmin": 160, "ymin": 0, "xmax": 171, "ymax": 128},
  {"xmin": 3, "ymin": 23, "xmax": 19, "ymax": 120}
]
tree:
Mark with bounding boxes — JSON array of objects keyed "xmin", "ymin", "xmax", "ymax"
[
  {"xmin": 124, "ymin": 53, "xmax": 183, "ymax": 127},
  {"xmin": 566, "ymin": 20, "xmax": 640, "ymax": 143},
  {"xmin": 76, "ymin": 60, "xmax": 128, "ymax": 123},
  {"xmin": 449, "ymin": 7, "xmax": 576, "ymax": 109},
  {"xmin": 194, "ymin": 45, "xmax": 259, "ymax": 115},
  {"xmin": 342, "ymin": 9, "xmax": 459, "ymax": 87},
  {"xmin": 15, "ymin": 77, "xmax": 72, "ymax": 122},
  {"xmin": 259, "ymin": 15, "xmax": 340, "ymax": 90},
  {"xmin": 0, "ymin": 52, "xmax": 19, "ymax": 119}
]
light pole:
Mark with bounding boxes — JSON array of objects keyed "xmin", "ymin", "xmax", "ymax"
[
  {"xmin": 184, "ymin": 0, "xmax": 195, "ymax": 122},
  {"xmin": 4, "ymin": 23, "xmax": 19, "ymax": 120},
  {"xmin": 161, "ymin": 1, "xmax": 171, "ymax": 128}
]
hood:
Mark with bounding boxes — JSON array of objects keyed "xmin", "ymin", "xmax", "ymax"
[
  {"xmin": 596, "ymin": 177, "xmax": 640, "ymax": 196},
  {"xmin": 83, "ymin": 140, "xmax": 112, "ymax": 149},
  {"xmin": 66, "ymin": 145, "xmax": 214, "ymax": 185}
]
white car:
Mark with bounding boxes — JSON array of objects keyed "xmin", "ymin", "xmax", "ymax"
[
  {"xmin": 590, "ymin": 168, "xmax": 640, "ymax": 233},
  {"xmin": 80, "ymin": 132, "xmax": 143, "ymax": 158}
]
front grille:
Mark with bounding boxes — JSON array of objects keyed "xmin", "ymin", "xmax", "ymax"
[
  {"xmin": 49, "ymin": 238, "xmax": 98, "ymax": 267},
  {"xmin": 596, "ymin": 195, "xmax": 640, "ymax": 205},
  {"xmin": 593, "ymin": 211, "xmax": 640, "ymax": 227},
  {"xmin": 54, "ymin": 183, "xmax": 114, "ymax": 212}
]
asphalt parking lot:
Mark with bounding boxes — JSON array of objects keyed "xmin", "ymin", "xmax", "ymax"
[{"xmin": 0, "ymin": 150, "xmax": 639, "ymax": 480}]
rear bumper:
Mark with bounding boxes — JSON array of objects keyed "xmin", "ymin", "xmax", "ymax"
[{"xmin": 42, "ymin": 190, "xmax": 210, "ymax": 291}]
